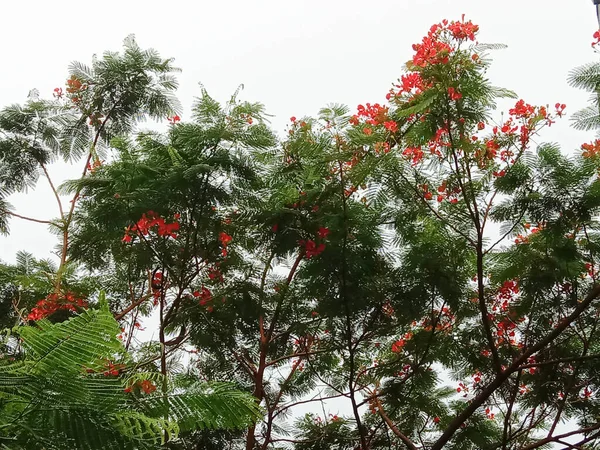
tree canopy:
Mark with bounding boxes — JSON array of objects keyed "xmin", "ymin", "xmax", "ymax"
[{"xmin": 2, "ymin": 18, "xmax": 600, "ymax": 450}]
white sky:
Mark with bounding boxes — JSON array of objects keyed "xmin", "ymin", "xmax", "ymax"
[
  {"xmin": 0, "ymin": 0, "xmax": 596, "ymax": 261},
  {"xmin": 0, "ymin": 1, "xmax": 598, "ymax": 444}
]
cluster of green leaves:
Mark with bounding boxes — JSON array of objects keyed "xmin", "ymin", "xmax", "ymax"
[{"xmin": 0, "ymin": 298, "xmax": 260, "ymax": 449}]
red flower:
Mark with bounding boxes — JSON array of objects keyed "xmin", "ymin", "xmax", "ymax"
[
  {"xmin": 194, "ymin": 287, "xmax": 212, "ymax": 306},
  {"xmin": 363, "ymin": 127, "xmax": 373, "ymax": 136},
  {"xmin": 582, "ymin": 140, "xmax": 600, "ymax": 158},
  {"xmin": 317, "ymin": 227, "xmax": 330, "ymax": 239},
  {"xmin": 139, "ymin": 380, "xmax": 157, "ymax": 394},
  {"xmin": 290, "ymin": 116, "xmax": 297, "ymax": 122},
  {"xmin": 447, "ymin": 17, "xmax": 479, "ymax": 41},
  {"xmin": 396, "ymin": 72, "xmax": 425, "ymax": 96},
  {"xmin": 301, "ymin": 239, "xmax": 326, "ymax": 259},
  {"xmin": 167, "ymin": 115, "xmax": 181, "ymax": 124},
  {"xmin": 447, "ymin": 87, "xmax": 462, "ymax": 101},
  {"xmin": 123, "ymin": 212, "xmax": 180, "ymax": 242},
  {"xmin": 403, "ymin": 147, "xmax": 424, "ymax": 166},
  {"xmin": 509, "ymin": 100, "xmax": 535, "ymax": 119},
  {"xmin": 384, "ymin": 121, "xmax": 398, "ymax": 133},
  {"xmin": 208, "ymin": 266, "xmax": 224, "ymax": 283},
  {"xmin": 219, "ymin": 232, "xmax": 232, "ymax": 247},
  {"xmin": 411, "ymin": 35, "xmax": 452, "ymax": 67},
  {"xmin": 27, "ymin": 292, "xmax": 89, "ymax": 321},
  {"xmin": 391, "ymin": 339, "xmax": 405, "ymax": 353},
  {"xmin": 554, "ymin": 103, "xmax": 566, "ymax": 118}
]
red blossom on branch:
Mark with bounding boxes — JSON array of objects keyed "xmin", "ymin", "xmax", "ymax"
[
  {"xmin": 581, "ymin": 139, "xmax": 600, "ymax": 158},
  {"xmin": 122, "ymin": 211, "xmax": 180, "ymax": 243},
  {"xmin": 27, "ymin": 292, "xmax": 89, "ymax": 321}
]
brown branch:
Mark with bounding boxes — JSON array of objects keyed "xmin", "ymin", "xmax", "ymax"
[
  {"xmin": 40, "ymin": 163, "xmax": 64, "ymax": 218},
  {"xmin": 374, "ymin": 396, "xmax": 418, "ymax": 450},
  {"xmin": 517, "ymin": 353, "xmax": 600, "ymax": 370},
  {"xmin": 502, "ymin": 370, "xmax": 522, "ymax": 449},
  {"xmin": 114, "ymin": 294, "xmax": 152, "ymax": 321},
  {"xmin": 164, "ymin": 325, "xmax": 187, "ymax": 346},
  {"xmin": 430, "ymin": 284, "xmax": 600, "ymax": 450},
  {"xmin": 517, "ymin": 422, "xmax": 600, "ymax": 450},
  {"xmin": 265, "ymin": 349, "xmax": 330, "ymax": 368},
  {"xmin": 272, "ymin": 392, "xmax": 347, "ymax": 420},
  {"xmin": 1, "ymin": 209, "xmax": 52, "ymax": 224}
]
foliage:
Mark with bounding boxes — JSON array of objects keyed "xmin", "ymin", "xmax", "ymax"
[
  {"xmin": 2, "ymin": 17, "xmax": 600, "ymax": 450},
  {"xmin": 0, "ymin": 297, "xmax": 260, "ymax": 449}
]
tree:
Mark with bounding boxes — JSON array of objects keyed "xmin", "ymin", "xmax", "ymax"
[{"xmin": 3, "ymin": 16, "xmax": 600, "ymax": 450}]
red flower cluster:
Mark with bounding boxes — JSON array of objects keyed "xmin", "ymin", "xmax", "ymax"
[
  {"xmin": 403, "ymin": 124, "xmax": 453, "ymax": 166},
  {"xmin": 65, "ymin": 76, "xmax": 87, "ymax": 105},
  {"xmin": 122, "ymin": 211, "xmax": 180, "ymax": 243},
  {"xmin": 391, "ymin": 331, "xmax": 413, "ymax": 353},
  {"xmin": 447, "ymin": 86, "xmax": 462, "ymax": 101},
  {"xmin": 383, "ymin": 120, "xmax": 398, "ymax": 133},
  {"xmin": 88, "ymin": 112, "xmax": 104, "ymax": 127},
  {"xmin": 508, "ymin": 99, "xmax": 536, "ymax": 119},
  {"xmin": 514, "ymin": 222, "xmax": 543, "ymax": 245},
  {"xmin": 317, "ymin": 227, "xmax": 330, "ymax": 239},
  {"xmin": 103, "ymin": 360, "xmax": 126, "ymax": 377},
  {"xmin": 299, "ymin": 227, "xmax": 330, "ymax": 259},
  {"xmin": 124, "ymin": 379, "xmax": 157, "ymax": 394},
  {"xmin": 447, "ymin": 17, "xmax": 479, "ymax": 41},
  {"xmin": 491, "ymin": 279, "xmax": 519, "ymax": 313},
  {"xmin": 219, "ymin": 231, "xmax": 232, "ymax": 250},
  {"xmin": 456, "ymin": 381, "xmax": 469, "ymax": 397},
  {"xmin": 27, "ymin": 292, "xmax": 89, "ymax": 321},
  {"xmin": 389, "ymin": 72, "xmax": 426, "ymax": 100},
  {"xmin": 409, "ymin": 17, "xmax": 479, "ymax": 69},
  {"xmin": 421, "ymin": 306, "xmax": 455, "ymax": 333},
  {"xmin": 193, "ymin": 286, "xmax": 212, "ymax": 308},
  {"xmin": 66, "ymin": 76, "xmax": 85, "ymax": 94},
  {"xmin": 350, "ymin": 103, "xmax": 396, "ymax": 135},
  {"xmin": 301, "ymin": 240, "xmax": 326, "ymax": 259},
  {"xmin": 497, "ymin": 279, "xmax": 519, "ymax": 301},
  {"xmin": 581, "ymin": 139, "xmax": 600, "ymax": 158},
  {"xmin": 412, "ymin": 33, "xmax": 452, "ymax": 67},
  {"xmin": 167, "ymin": 115, "xmax": 181, "ymax": 124},
  {"xmin": 86, "ymin": 159, "xmax": 103, "ymax": 173},
  {"xmin": 207, "ymin": 264, "xmax": 224, "ymax": 283},
  {"xmin": 402, "ymin": 146, "xmax": 424, "ymax": 166},
  {"xmin": 151, "ymin": 271, "xmax": 163, "ymax": 305}
]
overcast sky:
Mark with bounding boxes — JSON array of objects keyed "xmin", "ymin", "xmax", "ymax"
[{"xmin": 0, "ymin": 0, "xmax": 597, "ymax": 261}]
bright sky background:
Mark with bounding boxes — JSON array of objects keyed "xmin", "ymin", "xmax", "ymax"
[{"xmin": 1, "ymin": 1, "xmax": 598, "ymax": 444}]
